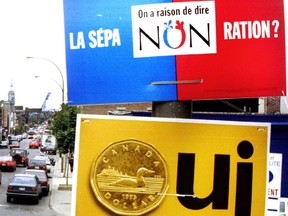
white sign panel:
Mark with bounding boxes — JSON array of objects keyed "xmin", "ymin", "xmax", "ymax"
[
  {"xmin": 131, "ymin": 1, "xmax": 216, "ymax": 57},
  {"xmin": 267, "ymin": 153, "xmax": 282, "ymax": 215}
]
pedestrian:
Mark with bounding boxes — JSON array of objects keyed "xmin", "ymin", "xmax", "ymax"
[{"xmin": 69, "ymin": 155, "xmax": 74, "ymax": 172}]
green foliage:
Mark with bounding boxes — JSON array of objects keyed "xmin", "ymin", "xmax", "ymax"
[
  {"xmin": 50, "ymin": 104, "xmax": 82, "ymax": 154},
  {"xmin": 14, "ymin": 124, "xmax": 25, "ymax": 134}
]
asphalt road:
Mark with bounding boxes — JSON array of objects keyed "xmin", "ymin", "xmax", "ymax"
[{"xmin": 0, "ymin": 138, "xmax": 57, "ymax": 216}]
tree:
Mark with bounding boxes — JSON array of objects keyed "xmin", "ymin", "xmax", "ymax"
[
  {"xmin": 14, "ymin": 124, "xmax": 25, "ymax": 134},
  {"xmin": 50, "ymin": 104, "xmax": 82, "ymax": 155}
]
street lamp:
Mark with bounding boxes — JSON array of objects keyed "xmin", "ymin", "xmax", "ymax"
[
  {"xmin": 27, "ymin": 56, "xmax": 66, "ymax": 173},
  {"xmin": 26, "ymin": 56, "xmax": 65, "ymax": 104},
  {"xmin": 34, "ymin": 75, "xmax": 63, "ymax": 98}
]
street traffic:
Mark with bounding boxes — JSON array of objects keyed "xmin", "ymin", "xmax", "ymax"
[{"xmin": 0, "ymin": 136, "xmax": 57, "ymax": 216}]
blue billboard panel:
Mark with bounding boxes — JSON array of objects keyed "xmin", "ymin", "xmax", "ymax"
[{"xmin": 64, "ymin": 0, "xmax": 176, "ymax": 105}]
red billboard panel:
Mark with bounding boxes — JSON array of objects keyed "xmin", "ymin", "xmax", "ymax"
[{"xmin": 175, "ymin": 0, "xmax": 286, "ymax": 100}]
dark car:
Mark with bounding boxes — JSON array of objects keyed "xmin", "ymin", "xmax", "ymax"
[
  {"xmin": 24, "ymin": 169, "xmax": 50, "ymax": 196},
  {"xmin": 6, "ymin": 174, "xmax": 42, "ymax": 204},
  {"xmin": 34, "ymin": 156, "xmax": 53, "ymax": 173},
  {"xmin": 0, "ymin": 169, "xmax": 2, "ymax": 184},
  {"xmin": 10, "ymin": 148, "xmax": 29, "ymax": 167},
  {"xmin": 27, "ymin": 158, "xmax": 47, "ymax": 172},
  {"xmin": 0, "ymin": 156, "xmax": 16, "ymax": 172}
]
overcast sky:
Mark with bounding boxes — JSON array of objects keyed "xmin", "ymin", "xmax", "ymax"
[{"xmin": 0, "ymin": 0, "xmax": 66, "ymax": 110}]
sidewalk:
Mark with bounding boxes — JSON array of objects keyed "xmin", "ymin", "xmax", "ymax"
[{"xmin": 49, "ymin": 155, "xmax": 73, "ymax": 216}]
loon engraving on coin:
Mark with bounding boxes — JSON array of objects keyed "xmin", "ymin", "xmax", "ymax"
[{"xmin": 90, "ymin": 139, "xmax": 169, "ymax": 215}]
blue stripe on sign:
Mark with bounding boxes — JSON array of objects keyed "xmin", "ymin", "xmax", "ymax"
[
  {"xmin": 268, "ymin": 197, "xmax": 279, "ymax": 200},
  {"xmin": 267, "ymin": 209, "xmax": 278, "ymax": 212}
]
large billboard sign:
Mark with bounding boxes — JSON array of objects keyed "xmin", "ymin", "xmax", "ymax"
[
  {"xmin": 63, "ymin": 0, "xmax": 286, "ymax": 105},
  {"xmin": 72, "ymin": 115, "xmax": 271, "ymax": 215}
]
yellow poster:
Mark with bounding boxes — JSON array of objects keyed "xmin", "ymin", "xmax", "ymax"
[{"xmin": 72, "ymin": 115, "xmax": 270, "ymax": 216}]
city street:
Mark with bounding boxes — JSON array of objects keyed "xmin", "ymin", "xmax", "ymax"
[{"xmin": 0, "ymin": 138, "xmax": 57, "ymax": 216}]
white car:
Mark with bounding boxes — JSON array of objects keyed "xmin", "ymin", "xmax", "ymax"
[
  {"xmin": 34, "ymin": 156, "xmax": 52, "ymax": 173},
  {"xmin": 0, "ymin": 140, "xmax": 8, "ymax": 148}
]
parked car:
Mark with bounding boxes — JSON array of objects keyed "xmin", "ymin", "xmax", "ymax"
[
  {"xmin": 44, "ymin": 129, "xmax": 51, "ymax": 134},
  {"xmin": 10, "ymin": 141, "xmax": 20, "ymax": 149},
  {"xmin": 29, "ymin": 140, "xmax": 41, "ymax": 149},
  {"xmin": 10, "ymin": 148, "xmax": 29, "ymax": 167},
  {"xmin": 6, "ymin": 174, "xmax": 42, "ymax": 204},
  {"xmin": 24, "ymin": 169, "xmax": 50, "ymax": 196},
  {"xmin": 0, "ymin": 156, "xmax": 16, "ymax": 172},
  {"xmin": 0, "ymin": 139, "xmax": 8, "ymax": 148},
  {"xmin": 34, "ymin": 156, "xmax": 54, "ymax": 173},
  {"xmin": 27, "ymin": 158, "xmax": 47, "ymax": 172}
]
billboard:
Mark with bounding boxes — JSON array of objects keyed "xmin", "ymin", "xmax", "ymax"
[
  {"xmin": 64, "ymin": 0, "xmax": 286, "ymax": 105},
  {"xmin": 72, "ymin": 115, "xmax": 271, "ymax": 215}
]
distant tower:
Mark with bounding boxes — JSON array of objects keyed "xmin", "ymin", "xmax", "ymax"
[{"xmin": 8, "ymin": 80, "xmax": 15, "ymax": 111}]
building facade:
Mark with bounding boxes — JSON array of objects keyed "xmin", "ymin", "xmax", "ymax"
[{"xmin": 0, "ymin": 81, "xmax": 16, "ymax": 137}]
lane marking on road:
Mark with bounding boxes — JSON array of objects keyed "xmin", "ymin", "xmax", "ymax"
[{"xmin": 0, "ymin": 204, "xmax": 11, "ymax": 207}]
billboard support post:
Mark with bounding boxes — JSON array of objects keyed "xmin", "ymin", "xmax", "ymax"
[{"xmin": 152, "ymin": 101, "xmax": 192, "ymax": 118}]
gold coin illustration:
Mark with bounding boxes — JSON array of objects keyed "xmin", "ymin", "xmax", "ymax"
[{"xmin": 90, "ymin": 139, "xmax": 169, "ymax": 215}]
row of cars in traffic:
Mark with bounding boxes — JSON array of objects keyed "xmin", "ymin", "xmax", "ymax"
[
  {"xmin": 0, "ymin": 133, "xmax": 29, "ymax": 148},
  {"xmin": 6, "ymin": 154, "xmax": 56, "ymax": 204},
  {"xmin": 0, "ymin": 136, "xmax": 57, "ymax": 204},
  {"xmin": 0, "ymin": 134, "xmax": 57, "ymax": 154}
]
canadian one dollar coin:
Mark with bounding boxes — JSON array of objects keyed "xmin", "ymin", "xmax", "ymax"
[{"xmin": 90, "ymin": 139, "xmax": 169, "ymax": 215}]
